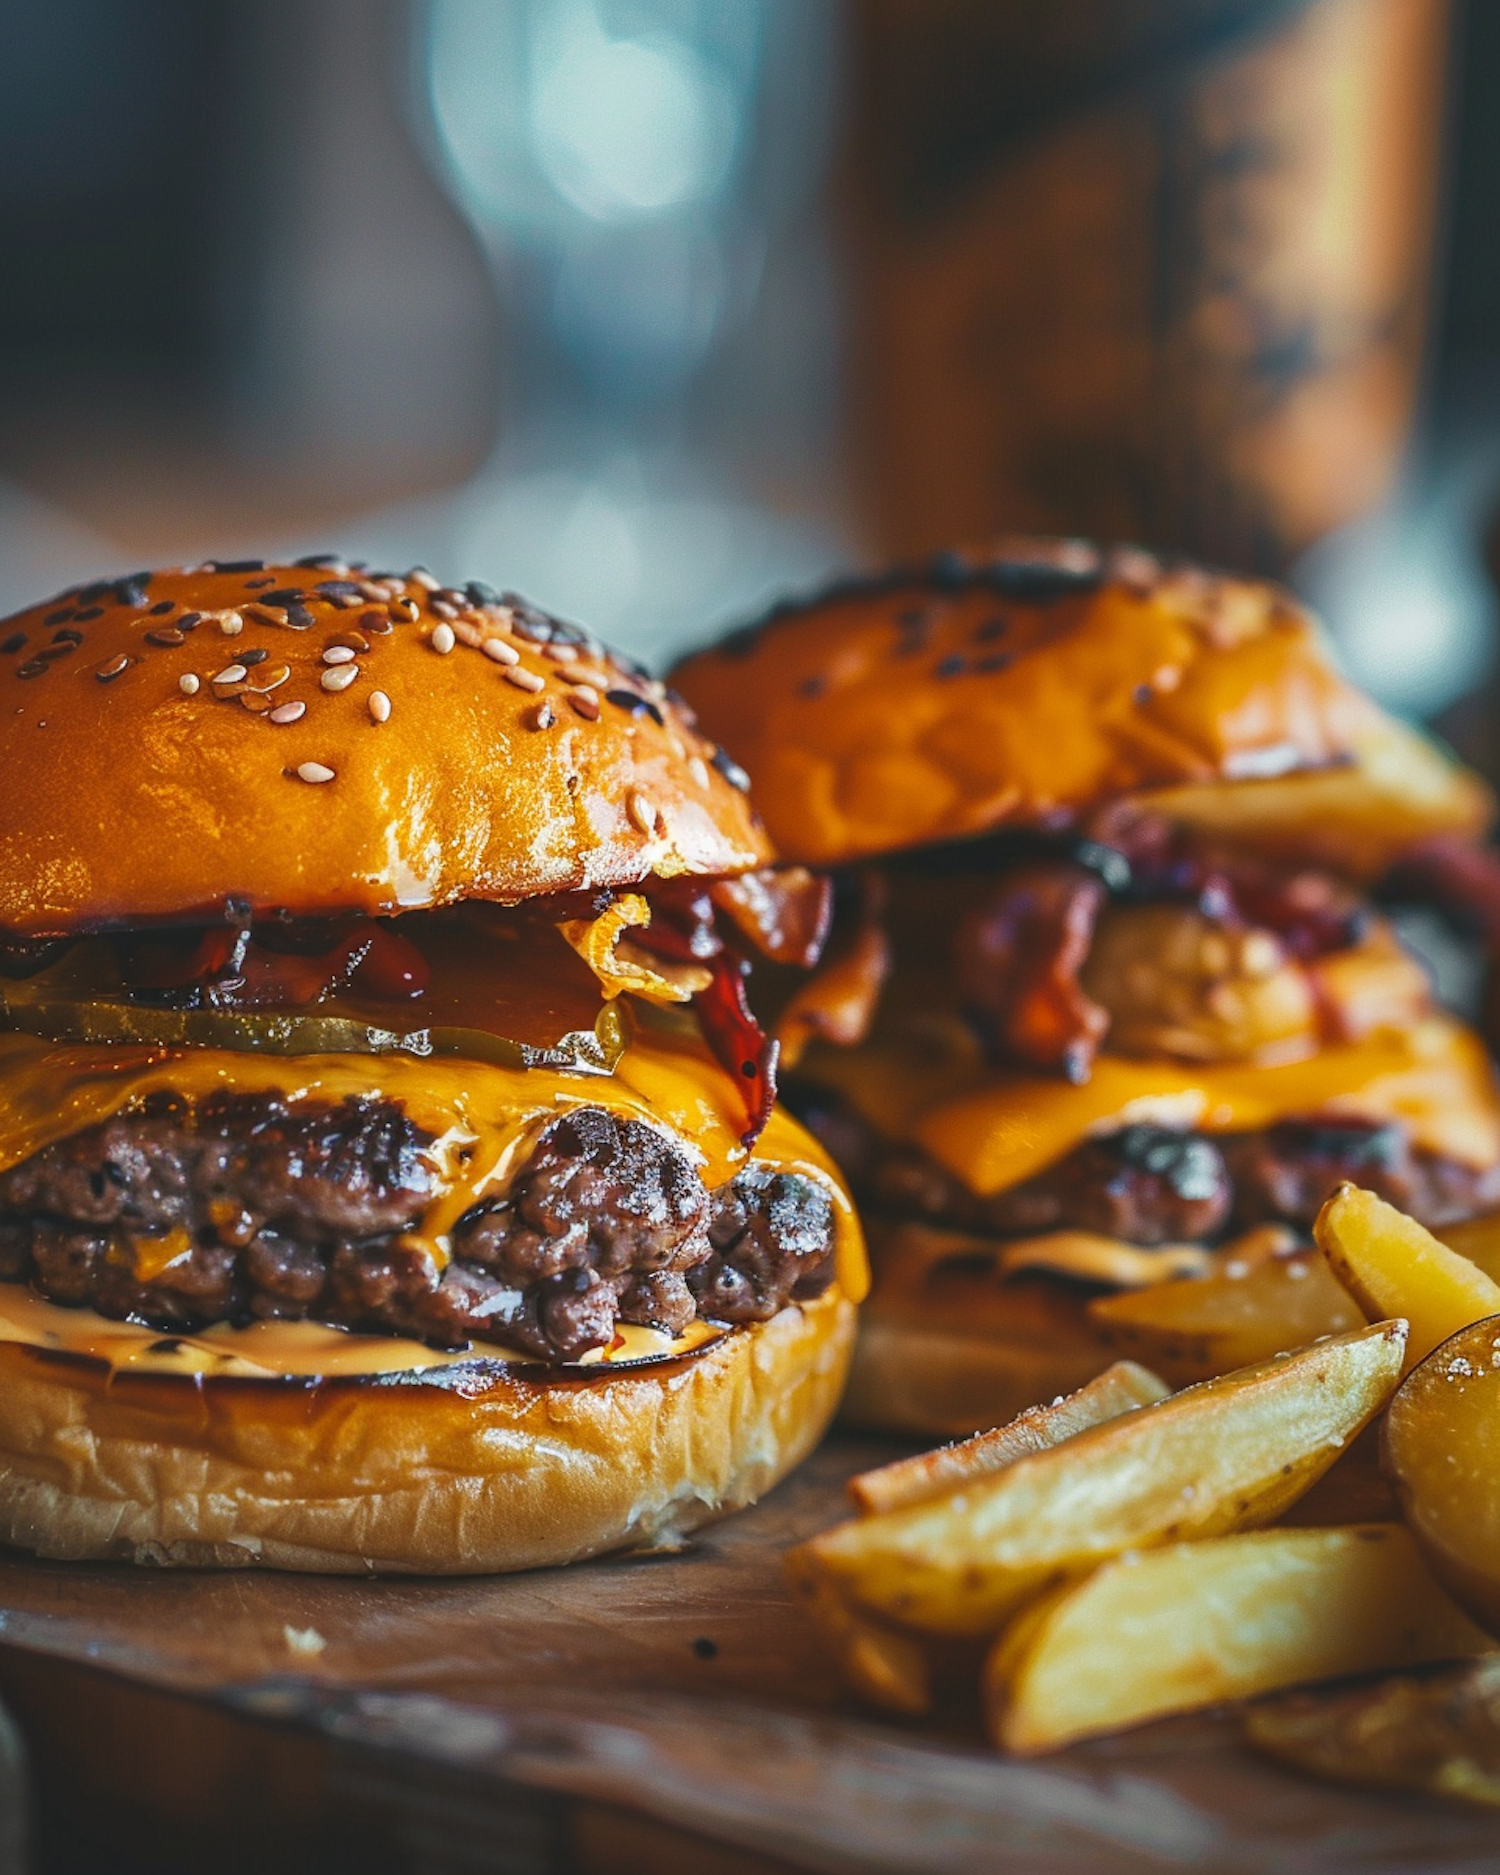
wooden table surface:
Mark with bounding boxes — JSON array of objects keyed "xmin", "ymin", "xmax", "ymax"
[{"xmin": 0, "ymin": 1431, "xmax": 1495, "ymax": 1874}]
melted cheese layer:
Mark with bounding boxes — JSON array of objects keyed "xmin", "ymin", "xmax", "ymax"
[
  {"xmin": 805, "ymin": 1016, "xmax": 1500, "ymax": 1199},
  {"xmin": 0, "ymin": 1027, "xmax": 867, "ymax": 1376}
]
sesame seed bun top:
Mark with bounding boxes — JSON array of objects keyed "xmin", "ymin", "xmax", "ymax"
[
  {"xmin": 0, "ymin": 559, "xmax": 770, "ymax": 937},
  {"xmin": 671, "ymin": 539, "xmax": 1492, "ymax": 880}
]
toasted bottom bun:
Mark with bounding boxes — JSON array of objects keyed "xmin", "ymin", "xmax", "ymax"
[
  {"xmin": 839, "ymin": 1224, "xmax": 1117, "ymax": 1437},
  {"xmin": 0, "ymin": 1288, "xmax": 854, "ymax": 1574}
]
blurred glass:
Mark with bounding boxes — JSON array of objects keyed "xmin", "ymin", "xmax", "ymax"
[{"xmin": 356, "ymin": 0, "xmax": 850, "ymax": 665}]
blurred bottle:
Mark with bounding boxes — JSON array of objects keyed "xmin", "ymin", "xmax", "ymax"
[{"xmin": 841, "ymin": 0, "xmax": 1450, "ymax": 572}]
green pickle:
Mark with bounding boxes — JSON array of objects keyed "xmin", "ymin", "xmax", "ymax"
[{"xmin": 0, "ymin": 988, "xmax": 630, "ymax": 1073}]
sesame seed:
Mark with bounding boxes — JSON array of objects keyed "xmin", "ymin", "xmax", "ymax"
[
  {"xmin": 247, "ymin": 663, "xmax": 291, "ymax": 692},
  {"xmin": 213, "ymin": 664, "xmax": 248, "ymax": 685},
  {"xmin": 545, "ymin": 642, "xmax": 579, "ymax": 662},
  {"xmin": 15, "ymin": 658, "xmax": 46, "ymax": 678},
  {"xmin": 268, "ymin": 700, "xmax": 306, "ymax": 725},
  {"xmin": 332, "ymin": 632, "xmax": 370, "ymax": 653},
  {"xmin": 429, "ymin": 598, "xmax": 457, "ymax": 621},
  {"xmin": 321, "ymin": 644, "xmax": 357, "ymax": 665},
  {"xmin": 177, "ymin": 612, "xmax": 202, "ymax": 632},
  {"xmin": 482, "ymin": 636, "xmax": 520, "ymax": 666},
  {"xmin": 95, "ymin": 653, "xmax": 131, "ymax": 682},
  {"xmin": 246, "ymin": 604, "xmax": 289, "ymax": 628},
  {"xmin": 357, "ymin": 610, "xmax": 390, "ymax": 637},
  {"xmin": 238, "ymin": 647, "xmax": 269, "ymax": 666},
  {"xmin": 408, "ymin": 568, "xmax": 439, "ymax": 592},
  {"xmin": 503, "ymin": 665, "xmax": 545, "ymax": 693},
  {"xmin": 216, "ymin": 611, "xmax": 244, "ymax": 636},
  {"xmin": 687, "ymin": 755, "xmax": 710, "ymax": 789},
  {"xmin": 568, "ymin": 683, "xmax": 601, "ymax": 721},
  {"xmin": 178, "ymin": 673, "xmax": 201, "ymax": 695},
  {"xmin": 368, "ymin": 689, "xmax": 391, "ymax": 723},
  {"xmin": 296, "ymin": 761, "xmax": 335, "ymax": 784},
  {"xmin": 453, "ymin": 618, "xmax": 485, "ymax": 648},
  {"xmin": 0, "ymin": 633, "xmax": 25, "ymax": 654},
  {"xmin": 238, "ymin": 690, "xmax": 272, "ymax": 714},
  {"xmin": 628, "ymin": 790, "xmax": 658, "ymax": 835},
  {"xmin": 430, "ymin": 623, "xmax": 456, "ymax": 655},
  {"xmin": 530, "ymin": 700, "xmax": 556, "ymax": 729},
  {"xmin": 388, "ymin": 598, "xmax": 419, "ymax": 624},
  {"xmin": 320, "ymin": 664, "xmax": 359, "ymax": 692},
  {"xmin": 145, "ymin": 627, "xmax": 186, "ymax": 647},
  {"xmin": 357, "ymin": 581, "xmax": 393, "ymax": 603}
]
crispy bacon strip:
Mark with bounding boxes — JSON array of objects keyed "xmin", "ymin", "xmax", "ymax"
[
  {"xmin": 955, "ymin": 863, "xmax": 1110, "ymax": 1081},
  {"xmin": 696, "ymin": 953, "xmax": 779, "ymax": 1147},
  {"xmin": 711, "ymin": 867, "xmax": 833, "ymax": 969},
  {"xmin": 777, "ymin": 918, "xmax": 891, "ymax": 1070},
  {"xmin": 1383, "ymin": 835, "xmax": 1500, "ymax": 944}
]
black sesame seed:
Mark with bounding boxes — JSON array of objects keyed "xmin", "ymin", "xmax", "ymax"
[
  {"xmin": 38, "ymin": 643, "xmax": 75, "ymax": 661},
  {"xmin": 799, "ymin": 674, "xmax": 828, "ymax": 698},
  {"xmin": 74, "ymin": 581, "xmax": 111, "ymax": 605},
  {"xmin": 244, "ymin": 576, "xmax": 277, "ymax": 589},
  {"xmin": 145, "ymin": 628, "xmax": 186, "ymax": 647},
  {"xmin": 256, "ymin": 588, "xmax": 305, "ymax": 607},
  {"xmin": 605, "ymin": 687, "xmax": 664, "ymax": 725},
  {"xmin": 973, "ymin": 616, "xmax": 1008, "ymax": 642},
  {"xmin": 1134, "ymin": 682, "xmax": 1153, "ymax": 706},
  {"xmin": 283, "ymin": 603, "xmax": 315, "ymax": 630},
  {"xmin": 148, "ymin": 600, "xmax": 175, "ymax": 616},
  {"xmin": 50, "ymin": 629, "xmax": 83, "ymax": 646},
  {"xmin": 934, "ymin": 654, "xmax": 966, "ymax": 679},
  {"xmin": 974, "ymin": 652, "xmax": 1011, "ymax": 673},
  {"xmin": 982, "ymin": 558, "xmax": 1101, "ymax": 601},
  {"xmin": 464, "ymin": 579, "xmax": 502, "ymax": 606},
  {"xmin": 16, "ymin": 658, "xmax": 47, "ymax": 678},
  {"xmin": 314, "ymin": 580, "xmax": 362, "ymax": 600},
  {"xmin": 74, "ymin": 607, "xmax": 103, "ymax": 621},
  {"xmin": 691, "ymin": 1637, "xmax": 719, "ymax": 1660},
  {"xmin": 295, "ymin": 554, "xmax": 344, "ymax": 569},
  {"xmin": 111, "ymin": 573, "xmax": 151, "ymax": 608},
  {"xmin": 177, "ymin": 612, "xmax": 202, "ymax": 632},
  {"xmin": 0, "ymin": 633, "xmax": 24, "ymax": 655},
  {"xmin": 239, "ymin": 647, "xmax": 270, "ymax": 666},
  {"xmin": 209, "ymin": 559, "xmax": 265, "ymax": 574},
  {"xmin": 928, "ymin": 549, "xmax": 970, "ymax": 589},
  {"xmin": 43, "ymin": 608, "xmax": 74, "ymax": 627},
  {"xmin": 711, "ymin": 747, "xmax": 751, "ymax": 792},
  {"xmin": 148, "ymin": 1338, "xmax": 184, "ymax": 1355}
]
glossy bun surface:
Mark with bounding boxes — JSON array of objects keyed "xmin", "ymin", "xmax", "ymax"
[
  {"xmin": 0, "ymin": 561, "xmax": 768, "ymax": 936},
  {"xmin": 672, "ymin": 539, "xmax": 1489, "ymax": 876}
]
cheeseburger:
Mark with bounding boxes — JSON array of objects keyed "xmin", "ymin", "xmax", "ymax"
[
  {"xmin": 673, "ymin": 538, "xmax": 1500, "ymax": 1435},
  {"xmin": 0, "ymin": 559, "xmax": 864, "ymax": 1571}
]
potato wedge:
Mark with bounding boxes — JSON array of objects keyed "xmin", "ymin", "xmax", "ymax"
[
  {"xmin": 1315, "ymin": 1184, "xmax": 1500, "ymax": 1370},
  {"xmin": 784, "ymin": 1548, "xmax": 933, "ymax": 1716},
  {"xmin": 1089, "ymin": 1249, "xmax": 1361, "ymax": 1384},
  {"xmin": 986, "ymin": 1525, "xmax": 1492, "ymax": 1754},
  {"xmin": 847, "ymin": 1360, "xmax": 1169, "ymax": 1516},
  {"xmin": 1246, "ymin": 1655, "xmax": 1500, "ymax": 1806},
  {"xmin": 1384, "ymin": 1314, "xmax": 1500, "ymax": 1636},
  {"xmin": 1437, "ymin": 1210, "xmax": 1500, "ymax": 1285},
  {"xmin": 798, "ymin": 1323, "xmax": 1406, "ymax": 1638}
]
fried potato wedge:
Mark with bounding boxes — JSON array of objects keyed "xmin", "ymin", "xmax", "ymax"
[
  {"xmin": 985, "ymin": 1525, "xmax": 1491, "ymax": 1754},
  {"xmin": 1316, "ymin": 1184, "xmax": 1500, "ymax": 1370},
  {"xmin": 1385, "ymin": 1314, "xmax": 1500, "ymax": 1636},
  {"xmin": 1089, "ymin": 1249, "xmax": 1361, "ymax": 1384},
  {"xmin": 847, "ymin": 1360, "xmax": 1169, "ymax": 1517},
  {"xmin": 797, "ymin": 1324, "xmax": 1406, "ymax": 1639},
  {"xmin": 1246, "ymin": 1655, "xmax": 1500, "ymax": 1806},
  {"xmin": 784, "ymin": 1548, "xmax": 933, "ymax": 1716}
]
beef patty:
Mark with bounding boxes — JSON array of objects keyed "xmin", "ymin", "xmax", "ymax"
[
  {"xmin": 786, "ymin": 1081, "xmax": 1500, "ymax": 1247},
  {"xmin": 0, "ymin": 1093, "xmax": 836, "ymax": 1361}
]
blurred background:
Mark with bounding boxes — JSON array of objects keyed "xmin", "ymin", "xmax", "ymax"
[{"xmin": 0, "ymin": 0, "xmax": 1497, "ymax": 766}]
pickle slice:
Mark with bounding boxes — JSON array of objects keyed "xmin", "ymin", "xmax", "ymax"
[{"xmin": 0, "ymin": 997, "xmax": 630, "ymax": 1074}]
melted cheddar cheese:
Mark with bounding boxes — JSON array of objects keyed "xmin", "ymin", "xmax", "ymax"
[
  {"xmin": 803, "ymin": 1016, "xmax": 1500, "ymax": 1198},
  {"xmin": 0, "ymin": 1025, "xmax": 867, "ymax": 1376}
]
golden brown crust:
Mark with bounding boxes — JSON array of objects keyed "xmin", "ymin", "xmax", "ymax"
[
  {"xmin": 0, "ymin": 1288, "xmax": 854, "ymax": 1572},
  {"xmin": 0, "ymin": 562, "xmax": 769, "ymax": 937},
  {"xmin": 672, "ymin": 539, "xmax": 1490, "ymax": 876}
]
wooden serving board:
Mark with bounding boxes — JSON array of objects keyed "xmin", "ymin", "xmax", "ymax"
[{"xmin": 0, "ymin": 1432, "xmax": 1495, "ymax": 1873}]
